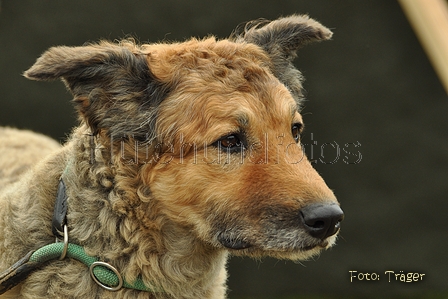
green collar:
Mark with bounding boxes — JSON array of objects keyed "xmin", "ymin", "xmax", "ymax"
[
  {"xmin": 30, "ymin": 242, "xmax": 158, "ymax": 292},
  {"xmin": 0, "ymin": 242, "xmax": 160, "ymax": 294}
]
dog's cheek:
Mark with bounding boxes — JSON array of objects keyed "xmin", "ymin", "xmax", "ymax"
[{"xmin": 146, "ymin": 162, "xmax": 241, "ymax": 223}]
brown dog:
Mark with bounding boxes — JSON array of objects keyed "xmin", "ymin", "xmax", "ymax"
[{"xmin": 0, "ymin": 15, "xmax": 343, "ymax": 299}]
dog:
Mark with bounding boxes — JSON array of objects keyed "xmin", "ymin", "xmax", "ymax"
[{"xmin": 0, "ymin": 14, "xmax": 343, "ymax": 299}]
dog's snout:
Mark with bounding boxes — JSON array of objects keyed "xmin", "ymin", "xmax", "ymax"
[{"xmin": 300, "ymin": 203, "xmax": 344, "ymax": 240}]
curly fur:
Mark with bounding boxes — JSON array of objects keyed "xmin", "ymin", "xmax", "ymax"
[
  {"xmin": 0, "ymin": 15, "xmax": 340, "ymax": 299},
  {"xmin": 0, "ymin": 127, "xmax": 60, "ymax": 188}
]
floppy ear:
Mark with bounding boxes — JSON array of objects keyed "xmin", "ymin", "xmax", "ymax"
[
  {"xmin": 24, "ymin": 41, "xmax": 169, "ymax": 139},
  {"xmin": 233, "ymin": 14, "xmax": 333, "ymax": 103}
]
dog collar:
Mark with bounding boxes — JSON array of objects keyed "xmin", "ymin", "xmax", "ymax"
[{"xmin": 0, "ymin": 178, "xmax": 160, "ymax": 294}]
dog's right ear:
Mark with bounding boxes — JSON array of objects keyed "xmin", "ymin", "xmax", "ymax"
[
  {"xmin": 233, "ymin": 14, "xmax": 332, "ymax": 104},
  {"xmin": 24, "ymin": 41, "xmax": 169, "ymax": 138}
]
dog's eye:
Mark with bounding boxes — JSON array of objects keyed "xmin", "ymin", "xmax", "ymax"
[
  {"xmin": 292, "ymin": 123, "xmax": 302, "ymax": 143},
  {"xmin": 213, "ymin": 133, "xmax": 245, "ymax": 153},
  {"xmin": 219, "ymin": 134, "xmax": 242, "ymax": 149}
]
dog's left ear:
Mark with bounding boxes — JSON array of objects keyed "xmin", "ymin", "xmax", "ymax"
[
  {"xmin": 24, "ymin": 41, "xmax": 169, "ymax": 139},
  {"xmin": 233, "ymin": 14, "xmax": 332, "ymax": 102}
]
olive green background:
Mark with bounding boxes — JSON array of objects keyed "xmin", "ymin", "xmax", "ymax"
[{"xmin": 1, "ymin": 1, "xmax": 447, "ymax": 298}]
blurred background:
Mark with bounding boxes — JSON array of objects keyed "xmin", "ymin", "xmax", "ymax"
[{"xmin": 1, "ymin": 1, "xmax": 447, "ymax": 298}]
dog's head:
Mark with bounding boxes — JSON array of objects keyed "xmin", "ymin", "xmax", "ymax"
[{"xmin": 25, "ymin": 15, "xmax": 343, "ymax": 260}]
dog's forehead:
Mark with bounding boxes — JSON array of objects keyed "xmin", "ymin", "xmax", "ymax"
[
  {"xmin": 149, "ymin": 37, "xmax": 297, "ymax": 106},
  {"xmin": 148, "ymin": 37, "xmax": 302, "ymax": 141},
  {"xmin": 146, "ymin": 37, "xmax": 272, "ymax": 84}
]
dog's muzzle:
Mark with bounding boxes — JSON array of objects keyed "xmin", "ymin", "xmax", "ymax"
[{"xmin": 217, "ymin": 202, "xmax": 344, "ymax": 251}]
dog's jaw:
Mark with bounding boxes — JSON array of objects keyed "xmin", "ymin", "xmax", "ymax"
[{"xmin": 216, "ymin": 226, "xmax": 339, "ymax": 260}]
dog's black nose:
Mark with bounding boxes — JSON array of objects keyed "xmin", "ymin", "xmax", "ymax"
[{"xmin": 300, "ymin": 203, "xmax": 344, "ymax": 240}]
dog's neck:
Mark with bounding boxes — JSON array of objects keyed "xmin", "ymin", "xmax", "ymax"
[{"xmin": 57, "ymin": 127, "xmax": 228, "ymax": 298}]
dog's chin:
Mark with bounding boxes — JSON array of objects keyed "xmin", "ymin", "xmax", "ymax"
[{"xmin": 217, "ymin": 233, "xmax": 337, "ymax": 260}]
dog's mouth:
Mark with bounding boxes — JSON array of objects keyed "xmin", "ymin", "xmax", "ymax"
[
  {"xmin": 217, "ymin": 231, "xmax": 332, "ymax": 252},
  {"xmin": 217, "ymin": 234, "xmax": 252, "ymax": 250}
]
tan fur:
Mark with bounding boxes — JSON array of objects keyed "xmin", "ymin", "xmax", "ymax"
[
  {"xmin": 0, "ymin": 15, "xmax": 341, "ymax": 298},
  {"xmin": 0, "ymin": 127, "xmax": 60, "ymax": 189}
]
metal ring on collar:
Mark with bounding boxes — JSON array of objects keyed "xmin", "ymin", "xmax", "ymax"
[
  {"xmin": 89, "ymin": 261, "xmax": 123, "ymax": 292},
  {"xmin": 59, "ymin": 225, "xmax": 69, "ymax": 260}
]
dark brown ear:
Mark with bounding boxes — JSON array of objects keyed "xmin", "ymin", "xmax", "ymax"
[
  {"xmin": 24, "ymin": 41, "xmax": 169, "ymax": 139},
  {"xmin": 232, "ymin": 14, "xmax": 333, "ymax": 103}
]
